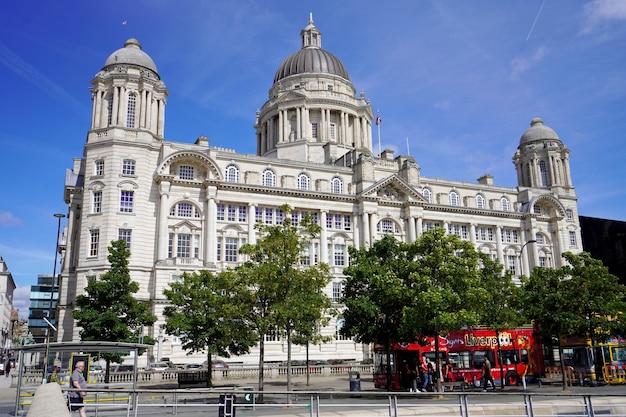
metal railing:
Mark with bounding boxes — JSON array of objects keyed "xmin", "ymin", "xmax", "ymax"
[{"xmin": 17, "ymin": 387, "xmax": 626, "ymax": 417}]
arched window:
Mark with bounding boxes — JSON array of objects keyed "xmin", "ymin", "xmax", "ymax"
[
  {"xmin": 377, "ymin": 218, "xmax": 401, "ymax": 235},
  {"xmin": 170, "ymin": 201, "xmax": 201, "ymax": 218},
  {"xmin": 262, "ymin": 169, "xmax": 276, "ymax": 187},
  {"xmin": 297, "ymin": 173, "xmax": 310, "ymax": 190},
  {"xmin": 539, "ymin": 160, "xmax": 549, "ymax": 186},
  {"xmin": 535, "ymin": 233, "xmax": 544, "ymax": 245},
  {"xmin": 422, "ymin": 188, "xmax": 432, "ymax": 203},
  {"xmin": 126, "ymin": 92, "xmax": 136, "ymax": 128},
  {"xmin": 330, "ymin": 176, "xmax": 343, "ymax": 194},
  {"xmin": 475, "ymin": 194, "xmax": 485, "ymax": 209},
  {"xmin": 225, "ymin": 164, "xmax": 239, "ymax": 183},
  {"xmin": 501, "ymin": 197, "xmax": 510, "ymax": 212},
  {"xmin": 449, "ymin": 191, "xmax": 460, "ymax": 206}
]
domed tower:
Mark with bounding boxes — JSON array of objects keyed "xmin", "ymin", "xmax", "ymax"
[
  {"xmin": 89, "ymin": 38, "xmax": 168, "ymax": 139},
  {"xmin": 255, "ymin": 14, "xmax": 374, "ymax": 164},
  {"xmin": 513, "ymin": 117, "xmax": 573, "ymax": 190}
]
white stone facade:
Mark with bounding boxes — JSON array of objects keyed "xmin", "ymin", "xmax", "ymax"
[
  {"xmin": 57, "ymin": 18, "xmax": 581, "ymax": 366},
  {"xmin": 0, "ymin": 257, "xmax": 16, "ymax": 353}
]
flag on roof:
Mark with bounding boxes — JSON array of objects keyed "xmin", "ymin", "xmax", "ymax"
[{"xmin": 375, "ymin": 113, "xmax": 381, "ymax": 126}]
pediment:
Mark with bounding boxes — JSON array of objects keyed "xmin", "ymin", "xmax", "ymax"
[
  {"xmin": 361, "ymin": 175, "xmax": 427, "ymax": 203},
  {"xmin": 274, "ymin": 90, "xmax": 306, "ymax": 103}
]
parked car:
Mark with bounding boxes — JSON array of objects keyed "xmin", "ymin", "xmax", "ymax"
[
  {"xmin": 89, "ymin": 365, "xmax": 103, "ymax": 374},
  {"xmin": 185, "ymin": 363, "xmax": 203, "ymax": 370},
  {"xmin": 114, "ymin": 365, "xmax": 135, "ymax": 372},
  {"xmin": 148, "ymin": 362, "xmax": 170, "ymax": 372},
  {"xmin": 202, "ymin": 359, "xmax": 230, "ymax": 369},
  {"xmin": 308, "ymin": 360, "xmax": 330, "ymax": 366}
]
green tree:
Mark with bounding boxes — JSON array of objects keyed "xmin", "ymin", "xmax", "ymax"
[
  {"xmin": 73, "ymin": 240, "xmax": 156, "ymax": 383},
  {"xmin": 163, "ymin": 269, "xmax": 257, "ymax": 387},
  {"xmin": 400, "ymin": 228, "xmax": 490, "ymax": 392},
  {"xmin": 238, "ymin": 204, "xmax": 333, "ymax": 395},
  {"xmin": 519, "ymin": 264, "xmax": 573, "ymax": 388},
  {"xmin": 477, "ymin": 255, "xmax": 525, "ymax": 388},
  {"xmin": 340, "ymin": 235, "xmax": 415, "ymax": 390},
  {"xmin": 520, "ymin": 252, "xmax": 626, "ymax": 389},
  {"xmin": 560, "ymin": 252, "xmax": 626, "ymax": 344}
]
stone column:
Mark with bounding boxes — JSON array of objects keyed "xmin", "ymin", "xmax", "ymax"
[
  {"xmin": 369, "ymin": 212, "xmax": 378, "ymax": 244},
  {"xmin": 157, "ymin": 181, "xmax": 170, "ymax": 261},
  {"xmin": 407, "ymin": 215, "xmax": 416, "ymax": 242},
  {"xmin": 157, "ymin": 99, "xmax": 165, "ymax": 136},
  {"xmin": 205, "ymin": 186, "xmax": 217, "ymax": 264},
  {"xmin": 416, "ymin": 217, "xmax": 423, "ymax": 238},
  {"xmin": 111, "ymin": 86, "xmax": 119, "ymax": 126},
  {"xmin": 248, "ymin": 203, "xmax": 257, "ymax": 245},
  {"xmin": 320, "ymin": 210, "xmax": 328, "ymax": 265},
  {"xmin": 361, "ymin": 212, "xmax": 370, "ymax": 247},
  {"xmin": 496, "ymin": 226, "xmax": 504, "ymax": 265}
]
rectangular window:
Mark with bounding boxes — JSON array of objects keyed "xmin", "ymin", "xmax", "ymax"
[
  {"xmin": 539, "ymin": 256, "xmax": 547, "ymax": 267},
  {"xmin": 120, "ymin": 190, "xmax": 134, "ymax": 213},
  {"xmin": 228, "ymin": 204, "xmax": 237, "ymax": 222},
  {"xmin": 168, "ymin": 233, "xmax": 174, "ymax": 258},
  {"xmin": 89, "ymin": 229, "xmax": 100, "ymax": 257},
  {"xmin": 332, "ymin": 282, "xmax": 342, "ymax": 302},
  {"xmin": 177, "ymin": 234, "xmax": 191, "ymax": 258},
  {"xmin": 569, "ymin": 231, "xmax": 577, "ymax": 247},
  {"xmin": 122, "ymin": 159, "xmax": 135, "ymax": 175},
  {"xmin": 225, "ymin": 237, "xmax": 238, "ymax": 262},
  {"xmin": 301, "ymin": 243, "xmax": 311, "ymax": 266},
  {"xmin": 93, "ymin": 191, "xmax": 102, "ymax": 213},
  {"xmin": 118, "ymin": 228, "xmax": 132, "ymax": 251},
  {"xmin": 326, "ymin": 213, "xmax": 333, "ymax": 229},
  {"xmin": 216, "ymin": 237, "xmax": 222, "ymax": 261},
  {"xmin": 311, "ymin": 123, "xmax": 318, "ymax": 139},
  {"xmin": 179, "ymin": 165, "xmax": 194, "ymax": 180},
  {"xmin": 276, "ymin": 208, "xmax": 284, "ymax": 224},
  {"xmin": 95, "ymin": 159, "xmax": 104, "ymax": 176},
  {"xmin": 461, "ymin": 225, "xmax": 468, "ymax": 240},
  {"xmin": 334, "ymin": 244, "xmax": 345, "ymax": 266},
  {"xmin": 291, "ymin": 211, "xmax": 299, "ymax": 226},
  {"xmin": 238, "ymin": 205, "xmax": 247, "ymax": 223},
  {"xmin": 265, "ymin": 207, "xmax": 273, "ymax": 224},
  {"xmin": 314, "ymin": 242, "xmax": 319, "ymax": 265},
  {"xmin": 255, "ymin": 206, "xmax": 263, "ymax": 223},
  {"xmin": 334, "ymin": 214, "xmax": 342, "ymax": 230},
  {"xmin": 329, "ymin": 123, "xmax": 336, "ymax": 140},
  {"xmin": 194, "ymin": 235, "xmax": 200, "ymax": 258},
  {"xmin": 217, "ymin": 204, "xmax": 225, "ymax": 221},
  {"xmin": 508, "ymin": 255, "xmax": 516, "ymax": 274},
  {"xmin": 344, "ymin": 215, "xmax": 351, "ymax": 230}
]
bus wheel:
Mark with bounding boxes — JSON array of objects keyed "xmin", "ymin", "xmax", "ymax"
[{"xmin": 505, "ymin": 371, "xmax": 520, "ymax": 386}]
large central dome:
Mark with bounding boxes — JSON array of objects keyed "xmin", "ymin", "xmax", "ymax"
[{"xmin": 274, "ymin": 15, "xmax": 350, "ymax": 83}]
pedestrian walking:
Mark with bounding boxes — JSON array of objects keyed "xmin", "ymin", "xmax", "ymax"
[{"xmin": 482, "ymin": 357, "xmax": 496, "ymax": 391}]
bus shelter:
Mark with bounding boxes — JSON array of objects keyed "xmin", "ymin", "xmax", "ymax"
[{"xmin": 12, "ymin": 341, "xmax": 150, "ymax": 416}]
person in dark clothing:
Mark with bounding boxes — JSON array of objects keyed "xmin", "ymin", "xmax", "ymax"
[{"xmin": 482, "ymin": 357, "xmax": 496, "ymax": 391}]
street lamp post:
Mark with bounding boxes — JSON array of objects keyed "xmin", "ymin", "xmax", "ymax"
[
  {"xmin": 45, "ymin": 213, "xmax": 65, "ymax": 382},
  {"xmin": 519, "ymin": 239, "xmax": 537, "ymax": 277}
]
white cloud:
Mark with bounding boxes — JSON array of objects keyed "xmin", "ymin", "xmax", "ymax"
[
  {"xmin": 13, "ymin": 286, "xmax": 31, "ymax": 320},
  {"xmin": 0, "ymin": 212, "xmax": 23, "ymax": 227},
  {"xmin": 583, "ymin": 0, "xmax": 626, "ymax": 32},
  {"xmin": 510, "ymin": 46, "xmax": 550, "ymax": 80}
]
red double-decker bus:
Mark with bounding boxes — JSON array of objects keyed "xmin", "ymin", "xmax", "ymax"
[
  {"xmin": 373, "ymin": 336, "xmax": 448, "ymax": 390},
  {"xmin": 447, "ymin": 327, "xmax": 544, "ymax": 387}
]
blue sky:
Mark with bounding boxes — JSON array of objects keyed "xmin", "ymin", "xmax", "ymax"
[{"xmin": 1, "ymin": 0, "xmax": 625, "ymax": 317}]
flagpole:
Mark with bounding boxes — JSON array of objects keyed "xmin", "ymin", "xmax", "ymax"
[
  {"xmin": 406, "ymin": 137, "xmax": 410, "ymax": 156},
  {"xmin": 376, "ymin": 110, "xmax": 381, "ymax": 157}
]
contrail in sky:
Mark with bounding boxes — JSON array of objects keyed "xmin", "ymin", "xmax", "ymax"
[{"xmin": 526, "ymin": 0, "xmax": 546, "ymax": 43}]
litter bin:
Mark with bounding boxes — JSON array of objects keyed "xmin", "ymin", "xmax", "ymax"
[
  {"xmin": 348, "ymin": 371, "xmax": 361, "ymax": 392},
  {"xmin": 218, "ymin": 394, "xmax": 236, "ymax": 417}
]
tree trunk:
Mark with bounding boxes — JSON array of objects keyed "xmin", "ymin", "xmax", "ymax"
[
  {"xmin": 206, "ymin": 352, "xmax": 213, "ymax": 387},
  {"xmin": 258, "ymin": 338, "xmax": 265, "ymax": 403}
]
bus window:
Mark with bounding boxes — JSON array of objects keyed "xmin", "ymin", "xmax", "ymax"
[
  {"xmin": 611, "ymin": 345, "xmax": 626, "ymax": 363},
  {"xmin": 448, "ymin": 351, "xmax": 471, "ymax": 369},
  {"xmin": 472, "ymin": 350, "xmax": 494, "ymax": 370},
  {"xmin": 520, "ymin": 349, "xmax": 528, "ymax": 364},
  {"xmin": 499, "ymin": 349, "xmax": 519, "ymax": 365}
]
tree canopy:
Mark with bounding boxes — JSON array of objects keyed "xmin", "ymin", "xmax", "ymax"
[
  {"xmin": 341, "ymin": 229, "xmax": 492, "ymax": 391},
  {"xmin": 237, "ymin": 204, "xmax": 334, "ymax": 394},
  {"xmin": 163, "ymin": 269, "xmax": 257, "ymax": 387},
  {"xmin": 73, "ymin": 239, "xmax": 156, "ymax": 382}
]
